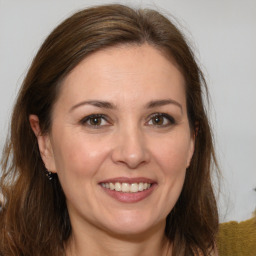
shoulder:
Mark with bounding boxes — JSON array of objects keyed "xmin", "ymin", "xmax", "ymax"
[{"xmin": 217, "ymin": 217, "xmax": 256, "ymax": 256}]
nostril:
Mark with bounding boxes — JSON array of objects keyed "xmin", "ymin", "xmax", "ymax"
[
  {"xmin": 111, "ymin": 130, "xmax": 150, "ymax": 168},
  {"xmin": 111, "ymin": 146, "xmax": 150, "ymax": 169}
]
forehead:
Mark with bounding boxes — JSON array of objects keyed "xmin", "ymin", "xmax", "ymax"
[{"xmin": 55, "ymin": 44, "xmax": 186, "ymax": 109}]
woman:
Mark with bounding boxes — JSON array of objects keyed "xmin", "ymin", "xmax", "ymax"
[{"xmin": 0, "ymin": 4, "xmax": 219, "ymax": 256}]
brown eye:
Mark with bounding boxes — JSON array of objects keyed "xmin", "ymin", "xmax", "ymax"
[
  {"xmin": 80, "ymin": 114, "xmax": 110, "ymax": 128},
  {"xmin": 147, "ymin": 113, "xmax": 175, "ymax": 127},
  {"xmin": 89, "ymin": 117, "xmax": 102, "ymax": 126},
  {"xmin": 152, "ymin": 115, "xmax": 164, "ymax": 125}
]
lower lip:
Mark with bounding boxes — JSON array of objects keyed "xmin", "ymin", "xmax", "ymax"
[{"xmin": 100, "ymin": 184, "xmax": 156, "ymax": 203}]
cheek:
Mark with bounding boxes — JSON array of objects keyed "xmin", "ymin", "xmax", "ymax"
[
  {"xmin": 149, "ymin": 137, "xmax": 189, "ymax": 219},
  {"xmin": 152, "ymin": 134, "xmax": 192, "ymax": 176},
  {"xmin": 51, "ymin": 132, "xmax": 112, "ymax": 206},
  {"xmin": 51, "ymin": 131, "xmax": 110, "ymax": 178}
]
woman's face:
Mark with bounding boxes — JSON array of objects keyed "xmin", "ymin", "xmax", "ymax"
[{"xmin": 35, "ymin": 44, "xmax": 194, "ymax": 236}]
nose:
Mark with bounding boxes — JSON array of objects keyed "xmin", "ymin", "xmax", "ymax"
[{"xmin": 111, "ymin": 126, "xmax": 150, "ymax": 169}]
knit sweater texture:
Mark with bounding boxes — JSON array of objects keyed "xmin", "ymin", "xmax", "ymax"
[{"xmin": 217, "ymin": 217, "xmax": 256, "ymax": 256}]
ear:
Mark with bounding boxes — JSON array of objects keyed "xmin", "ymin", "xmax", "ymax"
[
  {"xmin": 29, "ymin": 115, "xmax": 57, "ymax": 173},
  {"xmin": 186, "ymin": 130, "xmax": 196, "ymax": 168}
]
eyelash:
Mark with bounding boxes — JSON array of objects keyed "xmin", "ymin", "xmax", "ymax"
[
  {"xmin": 146, "ymin": 113, "xmax": 176, "ymax": 127},
  {"xmin": 80, "ymin": 114, "xmax": 110, "ymax": 128},
  {"xmin": 79, "ymin": 113, "xmax": 176, "ymax": 128}
]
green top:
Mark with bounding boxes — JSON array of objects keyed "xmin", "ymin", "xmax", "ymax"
[{"xmin": 217, "ymin": 217, "xmax": 256, "ymax": 256}]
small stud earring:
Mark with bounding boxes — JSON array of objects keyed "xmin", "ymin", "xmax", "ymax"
[{"xmin": 45, "ymin": 169, "xmax": 53, "ymax": 181}]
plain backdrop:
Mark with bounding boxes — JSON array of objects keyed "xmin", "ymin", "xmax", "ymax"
[{"xmin": 0, "ymin": 0, "xmax": 255, "ymax": 222}]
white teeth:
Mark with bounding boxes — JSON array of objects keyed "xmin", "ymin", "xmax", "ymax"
[
  {"xmin": 101, "ymin": 182, "xmax": 152, "ymax": 193},
  {"xmin": 121, "ymin": 183, "xmax": 130, "ymax": 192},
  {"xmin": 130, "ymin": 183, "xmax": 139, "ymax": 193},
  {"xmin": 110, "ymin": 183, "xmax": 115, "ymax": 190},
  {"xmin": 115, "ymin": 182, "xmax": 122, "ymax": 191}
]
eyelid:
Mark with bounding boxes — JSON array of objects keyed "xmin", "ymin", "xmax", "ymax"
[
  {"xmin": 79, "ymin": 114, "xmax": 112, "ymax": 127},
  {"xmin": 146, "ymin": 113, "xmax": 176, "ymax": 127},
  {"xmin": 79, "ymin": 112, "xmax": 176, "ymax": 129}
]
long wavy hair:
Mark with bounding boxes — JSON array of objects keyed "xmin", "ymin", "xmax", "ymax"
[{"xmin": 0, "ymin": 4, "xmax": 219, "ymax": 256}]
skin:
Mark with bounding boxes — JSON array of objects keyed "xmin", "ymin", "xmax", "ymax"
[{"xmin": 30, "ymin": 44, "xmax": 195, "ymax": 256}]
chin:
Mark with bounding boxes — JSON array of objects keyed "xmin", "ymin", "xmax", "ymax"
[{"xmin": 100, "ymin": 211, "xmax": 164, "ymax": 237}]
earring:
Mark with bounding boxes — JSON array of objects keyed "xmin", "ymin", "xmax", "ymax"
[{"xmin": 45, "ymin": 169, "xmax": 53, "ymax": 181}]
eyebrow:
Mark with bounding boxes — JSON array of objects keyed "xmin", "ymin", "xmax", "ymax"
[
  {"xmin": 146, "ymin": 99, "xmax": 183, "ymax": 112},
  {"xmin": 70, "ymin": 100, "xmax": 116, "ymax": 112},
  {"xmin": 70, "ymin": 98, "xmax": 182, "ymax": 112}
]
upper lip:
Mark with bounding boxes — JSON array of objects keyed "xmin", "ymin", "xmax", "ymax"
[{"xmin": 99, "ymin": 177, "xmax": 156, "ymax": 184}]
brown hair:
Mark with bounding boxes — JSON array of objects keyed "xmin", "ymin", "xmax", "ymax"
[{"xmin": 0, "ymin": 4, "xmax": 218, "ymax": 255}]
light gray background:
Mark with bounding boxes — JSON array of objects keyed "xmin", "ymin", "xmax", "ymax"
[{"xmin": 0, "ymin": 0, "xmax": 255, "ymax": 222}]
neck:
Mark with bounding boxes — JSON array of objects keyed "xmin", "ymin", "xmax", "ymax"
[{"xmin": 65, "ymin": 220, "xmax": 172, "ymax": 256}]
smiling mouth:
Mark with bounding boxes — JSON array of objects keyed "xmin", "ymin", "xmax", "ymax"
[
  {"xmin": 100, "ymin": 182, "xmax": 152, "ymax": 193},
  {"xmin": 99, "ymin": 177, "xmax": 156, "ymax": 203}
]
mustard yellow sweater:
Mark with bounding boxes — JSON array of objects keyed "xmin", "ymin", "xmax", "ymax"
[{"xmin": 217, "ymin": 217, "xmax": 256, "ymax": 256}]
